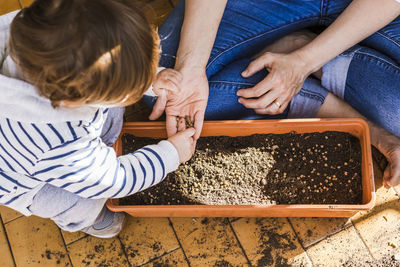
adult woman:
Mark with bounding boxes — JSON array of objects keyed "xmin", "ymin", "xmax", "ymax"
[
  {"xmin": 148, "ymin": 0, "xmax": 400, "ymax": 187},
  {"xmin": 154, "ymin": 0, "xmax": 400, "ymax": 136}
]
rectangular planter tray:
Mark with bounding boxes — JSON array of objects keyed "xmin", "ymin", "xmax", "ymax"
[{"xmin": 107, "ymin": 118, "xmax": 375, "ymax": 217}]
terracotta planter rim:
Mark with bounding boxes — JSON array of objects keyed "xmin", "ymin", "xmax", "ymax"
[{"xmin": 107, "ymin": 118, "xmax": 375, "ymax": 217}]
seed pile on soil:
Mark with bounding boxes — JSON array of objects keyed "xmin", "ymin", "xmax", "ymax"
[{"xmin": 120, "ymin": 131, "xmax": 362, "ymax": 205}]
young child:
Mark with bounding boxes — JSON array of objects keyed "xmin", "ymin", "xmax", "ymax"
[{"xmin": 0, "ymin": 0, "xmax": 195, "ymax": 238}]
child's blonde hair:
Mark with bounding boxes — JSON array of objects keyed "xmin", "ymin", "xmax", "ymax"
[{"xmin": 9, "ymin": 0, "xmax": 159, "ymax": 107}]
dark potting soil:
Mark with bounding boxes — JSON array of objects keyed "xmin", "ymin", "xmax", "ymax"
[{"xmin": 119, "ymin": 131, "xmax": 362, "ymax": 205}]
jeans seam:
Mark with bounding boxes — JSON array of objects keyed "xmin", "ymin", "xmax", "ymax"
[
  {"xmin": 375, "ymin": 31, "xmax": 400, "ymax": 49},
  {"xmin": 354, "ymin": 51, "xmax": 400, "ymax": 71},
  {"xmin": 320, "ymin": 0, "xmax": 327, "ymax": 24},
  {"xmin": 298, "ymin": 89, "xmax": 325, "ymax": 103},
  {"xmin": 209, "ymin": 81, "xmax": 257, "ymax": 87},
  {"xmin": 206, "ymin": 17, "xmax": 320, "ymax": 70}
]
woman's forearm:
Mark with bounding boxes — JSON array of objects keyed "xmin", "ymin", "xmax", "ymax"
[
  {"xmin": 297, "ymin": 0, "xmax": 400, "ymax": 74},
  {"xmin": 175, "ymin": 0, "xmax": 227, "ymax": 70}
]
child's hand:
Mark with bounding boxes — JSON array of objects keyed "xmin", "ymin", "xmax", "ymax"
[
  {"xmin": 149, "ymin": 69, "xmax": 182, "ymax": 120},
  {"xmin": 168, "ymin": 128, "xmax": 196, "ymax": 163}
]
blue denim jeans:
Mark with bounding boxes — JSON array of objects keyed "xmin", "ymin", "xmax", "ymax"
[
  {"xmin": 152, "ymin": 0, "xmax": 400, "ymax": 128},
  {"xmin": 322, "ymin": 46, "xmax": 400, "ymax": 136}
]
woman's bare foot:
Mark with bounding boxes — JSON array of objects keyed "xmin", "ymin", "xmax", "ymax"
[
  {"xmin": 370, "ymin": 125, "xmax": 400, "ymax": 188},
  {"xmin": 257, "ymin": 30, "xmax": 317, "ymax": 55}
]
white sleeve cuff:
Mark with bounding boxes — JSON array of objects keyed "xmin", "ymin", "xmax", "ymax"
[{"xmin": 154, "ymin": 140, "xmax": 180, "ymax": 174}]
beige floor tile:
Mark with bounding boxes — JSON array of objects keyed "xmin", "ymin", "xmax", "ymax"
[
  {"xmin": 5, "ymin": 216, "xmax": 70, "ymax": 266},
  {"xmin": 119, "ymin": 217, "xmax": 179, "ymax": 266},
  {"xmin": 19, "ymin": 0, "xmax": 34, "ymax": 8},
  {"xmin": 0, "ymin": 221, "xmax": 14, "ymax": 267},
  {"xmin": 232, "ymin": 218, "xmax": 311, "ymax": 267},
  {"xmin": 0, "ymin": 0, "xmax": 20, "ymax": 15},
  {"xmin": 0, "ymin": 206, "xmax": 23, "ymax": 224},
  {"xmin": 67, "ymin": 235, "xmax": 128, "ymax": 266},
  {"xmin": 344, "ymin": 143, "xmax": 400, "ymax": 261},
  {"xmin": 353, "ymin": 193, "xmax": 400, "ymax": 260},
  {"xmin": 171, "ymin": 217, "xmax": 249, "ymax": 267},
  {"xmin": 307, "ymin": 226, "xmax": 373, "ymax": 266},
  {"xmin": 61, "ymin": 229, "xmax": 87, "ymax": 245},
  {"xmin": 290, "ymin": 217, "xmax": 351, "ymax": 248},
  {"xmin": 142, "ymin": 248, "xmax": 189, "ymax": 267}
]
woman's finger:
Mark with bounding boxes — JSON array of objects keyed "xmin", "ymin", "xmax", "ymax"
[
  {"xmin": 238, "ymin": 88, "xmax": 281, "ymax": 109},
  {"xmin": 193, "ymin": 110, "xmax": 205, "ymax": 140},
  {"xmin": 254, "ymin": 99, "xmax": 288, "ymax": 115},
  {"xmin": 166, "ymin": 115, "xmax": 178, "ymax": 137},
  {"xmin": 241, "ymin": 53, "xmax": 274, "ymax": 77},
  {"xmin": 149, "ymin": 91, "xmax": 167, "ymax": 120}
]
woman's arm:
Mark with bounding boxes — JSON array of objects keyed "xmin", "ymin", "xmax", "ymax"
[
  {"xmin": 238, "ymin": 0, "xmax": 400, "ymax": 115},
  {"xmin": 297, "ymin": 0, "xmax": 400, "ymax": 74},
  {"xmin": 151, "ymin": 0, "xmax": 227, "ymax": 140},
  {"xmin": 174, "ymin": 0, "xmax": 227, "ymax": 71}
]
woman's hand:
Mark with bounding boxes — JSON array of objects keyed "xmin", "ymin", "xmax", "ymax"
[
  {"xmin": 163, "ymin": 67, "xmax": 209, "ymax": 140},
  {"xmin": 149, "ymin": 68, "xmax": 182, "ymax": 121},
  {"xmin": 237, "ymin": 51, "xmax": 312, "ymax": 115},
  {"xmin": 149, "ymin": 66, "xmax": 208, "ymax": 140}
]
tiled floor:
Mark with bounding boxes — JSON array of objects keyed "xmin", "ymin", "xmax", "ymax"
[
  {"xmin": 2, "ymin": 150, "xmax": 399, "ymax": 267},
  {"xmin": 2, "ymin": 0, "xmax": 400, "ymax": 266}
]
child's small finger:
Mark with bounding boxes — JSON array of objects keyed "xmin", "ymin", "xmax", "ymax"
[
  {"xmin": 164, "ymin": 79, "xmax": 181, "ymax": 93},
  {"xmin": 168, "ymin": 69, "xmax": 183, "ymax": 81},
  {"xmin": 183, "ymin": 127, "xmax": 196, "ymax": 137},
  {"xmin": 166, "ymin": 115, "xmax": 178, "ymax": 137}
]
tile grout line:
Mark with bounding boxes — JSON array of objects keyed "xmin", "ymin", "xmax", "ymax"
[
  {"xmin": 3, "ymin": 215, "xmax": 24, "ymax": 225},
  {"xmin": 62, "ymin": 234, "xmax": 88, "ymax": 247},
  {"xmin": 227, "ymin": 219, "xmax": 252, "ymax": 267},
  {"xmin": 57, "ymin": 228, "xmax": 74, "ymax": 267},
  {"xmin": 350, "ymin": 219, "xmax": 376, "ymax": 262},
  {"xmin": 137, "ymin": 247, "xmax": 181, "ymax": 267},
  {"xmin": 286, "ymin": 218, "xmax": 314, "ymax": 267},
  {"xmin": 0, "ymin": 214, "xmax": 17, "ymax": 267},
  {"xmin": 168, "ymin": 218, "xmax": 191, "ymax": 267},
  {"xmin": 296, "ymin": 219, "xmax": 353, "ymax": 250},
  {"xmin": 117, "ymin": 235, "xmax": 133, "ymax": 267}
]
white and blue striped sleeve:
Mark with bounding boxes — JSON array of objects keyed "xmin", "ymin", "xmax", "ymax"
[{"xmin": 32, "ymin": 137, "xmax": 179, "ymax": 199}]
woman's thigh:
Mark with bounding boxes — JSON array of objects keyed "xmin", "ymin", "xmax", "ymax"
[
  {"xmin": 160, "ymin": 0, "xmax": 400, "ymax": 76},
  {"xmin": 361, "ymin": 16, "xmax": 400, "ymax": 64},
  {"xmin": 322, "ymin": 46, "xmax": 400, "ymax": 136},
  {"xmin": 159, "ymin": 0, "xmax": 328, "ymax": 77},
  {"xmin": 345, "ymin": 47, "xmax": 400, "ymax": 136},
  {"xmin": 205, "ymin": 59, "xmax": 286, "ymax": 120},
  {"xmin": 206, "ymin": 59, "xmax": 328, "ymax": 120}
]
